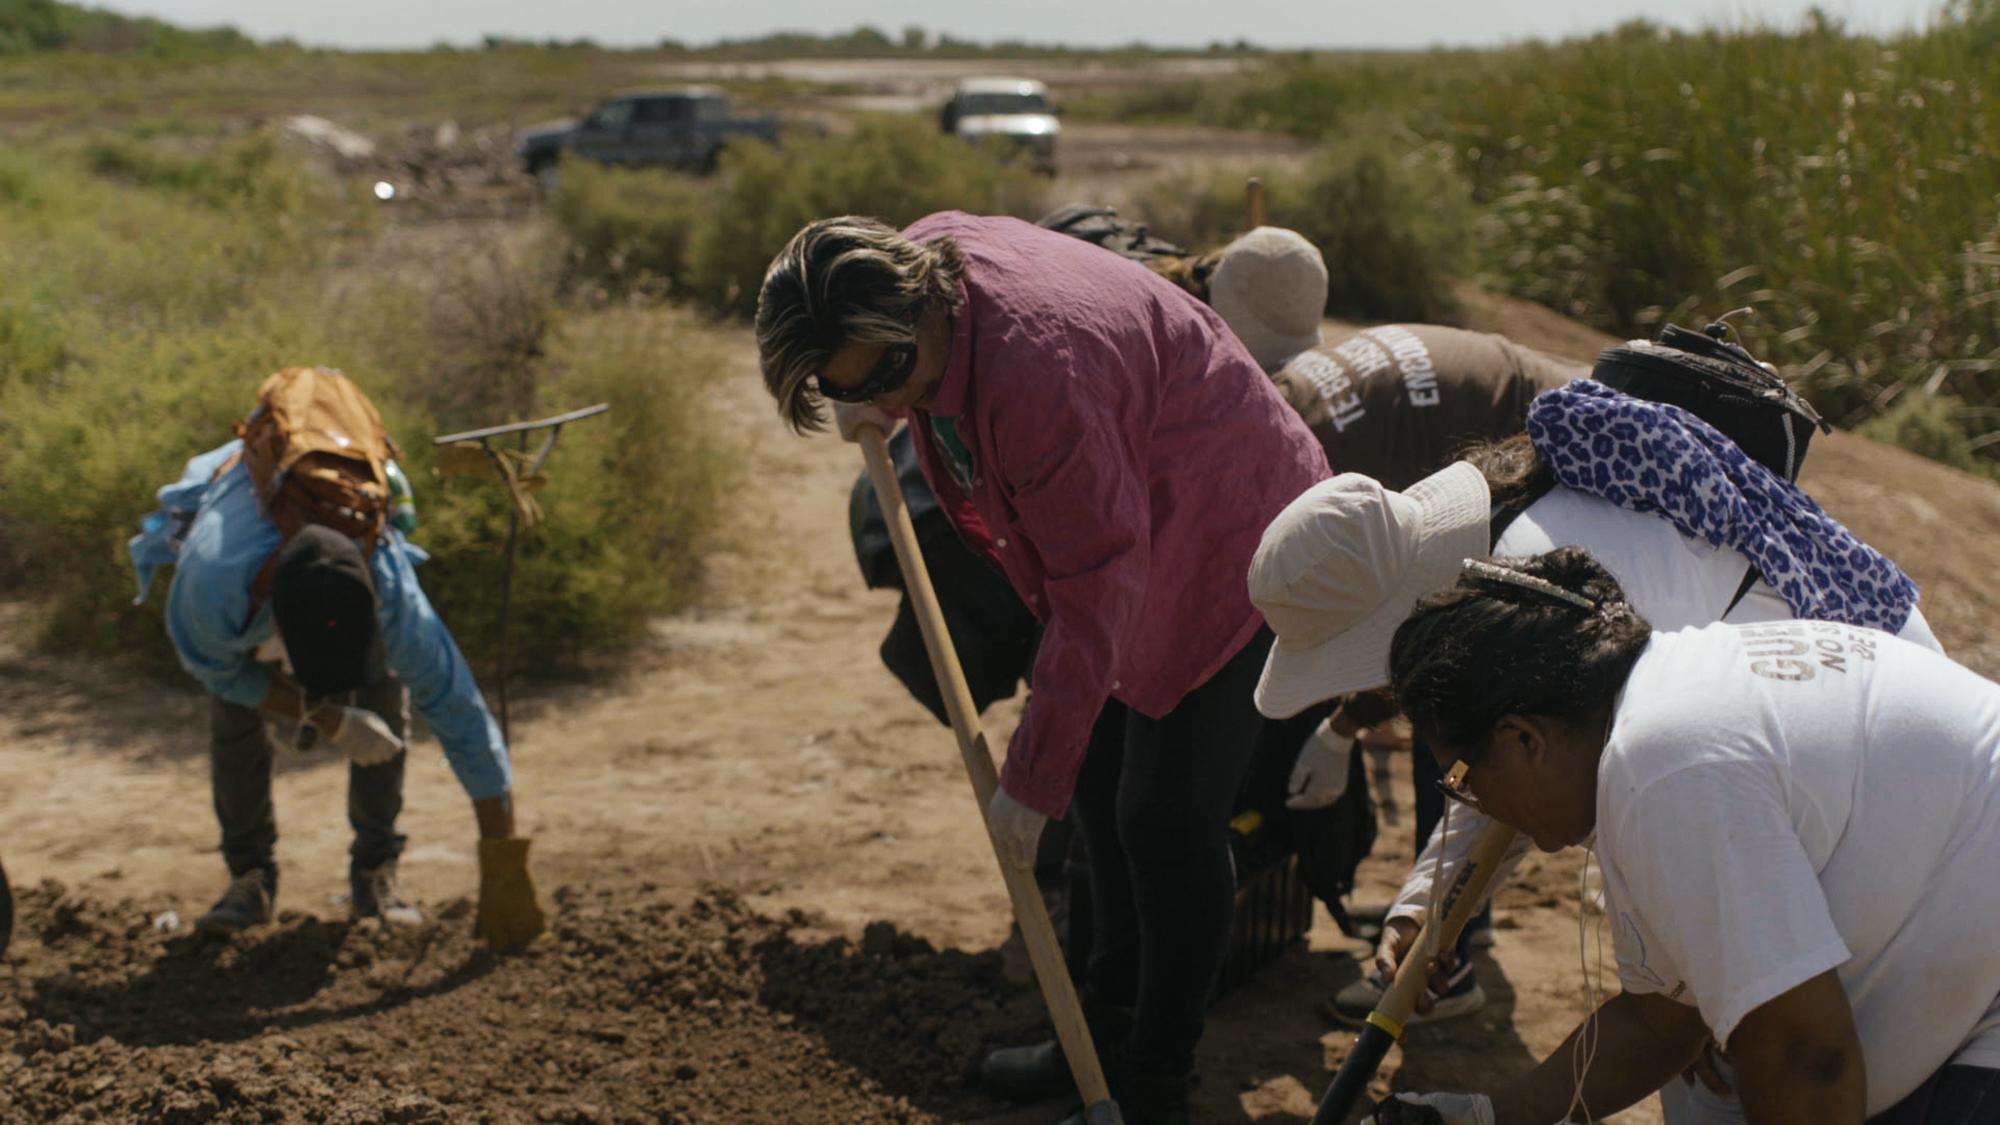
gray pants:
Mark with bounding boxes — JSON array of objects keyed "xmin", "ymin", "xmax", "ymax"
[{"xmin": 209, "ymin": 675, "xmax": 409, "ymax": 881}]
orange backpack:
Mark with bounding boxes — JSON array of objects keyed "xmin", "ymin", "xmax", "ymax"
[{"xmin": 224, "ymin": 367, "xmax": 400, "ymax": 592}]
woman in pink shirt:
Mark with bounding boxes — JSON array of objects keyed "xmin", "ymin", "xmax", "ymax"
[{"xmin": 756, "ymin": 213, "xmax": 1329, "ymax": 1122}]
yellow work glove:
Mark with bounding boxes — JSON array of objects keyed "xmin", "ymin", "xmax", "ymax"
[{"xmin": 475, "ymin": 837, "xmax": 546, "ymax": 954}]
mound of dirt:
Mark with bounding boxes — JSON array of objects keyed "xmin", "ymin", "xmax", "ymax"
[{"xmin": 0, "ymin": 881, "xmax": 1043, "ymax": 1124}]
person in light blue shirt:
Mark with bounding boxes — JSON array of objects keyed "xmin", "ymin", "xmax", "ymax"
[{"xmin": 134, "ymin": 435, "xmax": 544, "ymax": 951}]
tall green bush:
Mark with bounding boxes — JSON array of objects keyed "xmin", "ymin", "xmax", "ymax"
[
  {"xmin": 547, "ymin": 160, "xmax": 707, "ymax": 296},
  {"xmin": 1860, "ymin": 392, "xmax": 1984, "ymax": 474},
  {"xmin": 0, "ymin": 139, "xmax": 739, "ymax": 671},
  {"xmin": 548, "ymin": 117, "xmax": 1049, "ymax": 318},
  {"xmin": 1132, "ymin": 129, "xmax": 1476, "ymax": 323},
  {"xmin": 414, "ymin": 308, "xmax": 739, "ymax": 670},
  {"xmin": 1076, "ymin": 20, "xmax": 2000, "ymax": 472},
  {"xmin": 686, "ymin": 117, "xmax": 1048, "ymax": 318}
]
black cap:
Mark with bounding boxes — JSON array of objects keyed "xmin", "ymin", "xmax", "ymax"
[{"xmin": 271, "ymin": 526, "xmax": 384, "ymax": 700}]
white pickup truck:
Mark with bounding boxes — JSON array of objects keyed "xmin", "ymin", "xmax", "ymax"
[{"xmin": 938, "ymin": 77, "xmax": 1060, "ymax": 175}]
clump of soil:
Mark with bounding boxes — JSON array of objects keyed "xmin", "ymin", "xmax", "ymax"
[{"xmin": 0, "ymin": 880, "xmax": 1042, "ymax": 1123}]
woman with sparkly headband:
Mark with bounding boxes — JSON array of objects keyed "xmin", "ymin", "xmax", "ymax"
[
  {"xmin": 1367, "ymin": 548, "xmax": 2000, "ymax": 1125},
  {"xmin": 1246, "ymin": 371, "xmax": 1945, "ymax": 1121}
]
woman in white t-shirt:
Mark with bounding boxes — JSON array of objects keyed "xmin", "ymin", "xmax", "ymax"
[
  {"xmin": 1247, "ymin": 448, "xmax": 1942, "ymax": 1044},
  {"xmin": 1339, "ymin": 441, "xmax": 1942, "ymax": 1051},
  {"xmin": 1249, "ymin": 375, "xmax": 1942, "ymax": 1118},
  {"xmin": 1368, "ymin": 547, "xmax": 2000, "ymax": 1125}
]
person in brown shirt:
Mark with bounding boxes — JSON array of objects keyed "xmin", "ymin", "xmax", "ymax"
[
  {"xmin": 1273, "ymin": 323, "xmax": 1587, "ymax": 491},
  {"xmin": 1267, "ymin": 322, "xmax": 1588, "ymax": 1027}
]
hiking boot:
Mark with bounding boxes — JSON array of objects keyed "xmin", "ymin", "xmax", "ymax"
[
  {"xmin": 351, "ymin": 861, "xmax": 423, "ymax": 926},
  {"xmin": 982, "ymin": 1039, "xmax": 1075, "ymax": 1103},
  {"xmin": 1323, "ymin": 961, "xmax": 1486, "ymax": 1028},
  {"xmin": 980, "ymin": 1001, "xmax": 1133, "ymax": 1103},
  {"xmin": 197, "ymin": 868, "xmax": 275, "ymax": 936}
]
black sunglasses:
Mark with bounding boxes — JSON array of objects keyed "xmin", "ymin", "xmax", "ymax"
[{"xmin": 816, "ymin": 343, "xmax": 918, "ymax": 404}]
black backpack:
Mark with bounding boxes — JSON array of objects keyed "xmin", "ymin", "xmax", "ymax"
[
  {"xmin": 1491, "ymin": 316, "xmax": 1832, "ymax": 610},
  {"xmin": 1036, "ymin": 203, "xmax": 1190, "ymax": 264},
  {"xmin": 1591, "ymin": 319, "xmax": 1828, "ymax": 481}
]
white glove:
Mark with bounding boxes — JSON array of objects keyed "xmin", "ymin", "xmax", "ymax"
[
  {"xmin": 1286, "ymin": 720, "xmax": 1354, "ymax": 809},
  {"xmin": 1363, "ymin": 1092, "xmax": 1495, "ymax": 1125},
  {"xmin": 986, "ymin": 788, "xmax": 1048, "ymax": 871},
  {"xmin": 832, "ymin": 401, "xmax": 895, "ymax": 443},
  {"xmin": 318, "ymin": 706, "xmax": 406, "ymax": 767}
]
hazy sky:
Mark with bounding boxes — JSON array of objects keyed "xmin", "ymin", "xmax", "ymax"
[{"xmin": 102, "ymin": 0, "xmax": 1946, "ymax": 51}]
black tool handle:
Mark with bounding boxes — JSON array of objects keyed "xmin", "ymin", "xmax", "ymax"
[{"xmin": 1313, "ymin": 1022, "xmax": 1396, "ymax": 1124}]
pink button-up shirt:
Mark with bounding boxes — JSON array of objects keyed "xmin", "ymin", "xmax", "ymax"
[{"xmin": 901, "ymin": 213, "xmax": 1330, "ymax": 817}]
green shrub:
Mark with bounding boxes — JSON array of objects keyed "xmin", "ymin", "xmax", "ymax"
[
  {"xmin": 0, "ymin": 294, "xmax": 71, "ymax": 390},
  {"xmin": 1124, "ymin": 165, "xmax": 1266, "ymax": 252},
  {"xmin": 1133, "ymin": 129, "xmax": 1476, "ymax": 323},
  {"xmin": 0, "ymin": 0, "xmax": 251, "ymax": 56},
  {"xmin": 0, "ymin": 140, "xmax": 738, "ymax": 676},
  {"xmin": 549, "ymin": 116, "xmax": 1048, "ymax": 319},
  {"xmin": 547, "ymin": 160, "xmax": 708, "ymax": 296},
  {"xmin": 0, "ymin": 137, "xmax": 350, "ymax": 353},
  {"xmin": 84, "ymin": 131, "xmax": 328, "ymax": 217},
  {"xmin": 1087, "ymin": 22, "xmax": 2000, "ymax": 473},
  {"xmin": 1859, "ymin": 392, "xmax": 1990, "ymax": 478},
  {"xmin": 414, "ymin": 307, "xmax": 740, "ymax": 672},
  {"xmin": 0, "ymin": 291, "xmax": 324, "ymax": 645},
  {"xmin": 407, "ymin": 239, "xmax": 561, "ymax": 426}
]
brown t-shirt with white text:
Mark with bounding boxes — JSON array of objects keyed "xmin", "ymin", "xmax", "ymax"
[{"xmin": 1271, "ymin": 324, "xmax": 1588, "ymax": 491}]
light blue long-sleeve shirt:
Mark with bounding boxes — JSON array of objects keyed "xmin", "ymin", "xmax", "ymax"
[{"xmin": 152, "ymin": 442, "xmax": 512, "ymax": 800}]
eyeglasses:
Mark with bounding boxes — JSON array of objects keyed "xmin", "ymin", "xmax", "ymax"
[
  {"xmin": 1436, "ymin": 758, "xmax": 1482, "ymax": 813},
  {"xmin": 816, "ymin": 343, "xmax": 918, "ymax": 404}
]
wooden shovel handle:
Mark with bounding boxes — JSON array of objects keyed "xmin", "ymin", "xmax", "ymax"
[
  {"xmin": 857, "ymin": 426, "xmax": 1121, "ymax": 1120},
  {"xmin": 1374, "ymin": 821, "xmax": 1519, "ymax": 1034},
  {"xmin": 1311, "ymin": 820, "xmax": 1519, "ymax": 1124}
]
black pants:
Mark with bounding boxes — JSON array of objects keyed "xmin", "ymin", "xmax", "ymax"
[
  {"xmin": 1070, "ymin": 628, "xmax": 1273, "ymax": 1076},
  {"xmin": 1871, "ymin": 1065, "xmax": 2000, "ymax": 1125},
  {"xmin": 209, "ymin": 675, "xmax": 408, "ymax": 881}
]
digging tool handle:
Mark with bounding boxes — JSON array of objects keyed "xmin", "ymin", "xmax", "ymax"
[
  {"xmin": 1311, "ymin": 821, "xmax": 1520, "ymax": 1125},
  {"xmin": 1246, "ymin": 177, "xmax": 1267, "ymax": 229},
  {"xmin": 857, "ymin": 425, "xmax": 1122, "ymax": 1123}
]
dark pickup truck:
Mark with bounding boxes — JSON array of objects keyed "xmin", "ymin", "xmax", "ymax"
[{"xmin": 515, "ymin": 86, "xmax": 780, "ymax": 181}]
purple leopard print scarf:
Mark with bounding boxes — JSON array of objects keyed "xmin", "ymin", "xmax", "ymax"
[{"xmin": 1526, "ymin": 380, "xmax": 1917, "ymax": 633}]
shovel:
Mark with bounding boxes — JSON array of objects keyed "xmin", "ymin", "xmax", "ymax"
[
  {"xmin": 1310, "ymin": 821, "xmax": 1519, "ymax": 1124},
  {"xmin": 855, "ymin": 424, "xmax": 1123, "ymax": 1125}
]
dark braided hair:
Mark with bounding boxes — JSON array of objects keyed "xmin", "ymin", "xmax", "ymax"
[{"xmin": 1388, "ymin": 547, "xmax": 1653, "ymax": 758}]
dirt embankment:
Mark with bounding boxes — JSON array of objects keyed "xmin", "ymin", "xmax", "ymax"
[{"xmin": 0, "ymin": 881, "xmax": 1045, "ymax": 1124}]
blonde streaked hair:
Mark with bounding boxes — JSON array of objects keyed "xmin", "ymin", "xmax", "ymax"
[{"xmin": 755, "ymin": 216, "xmax": 964, "ymax": 433}]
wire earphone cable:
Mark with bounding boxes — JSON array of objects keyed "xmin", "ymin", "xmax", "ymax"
[{"xmin": 1563, "ymin": 845, "xmax": 1607, "ymax": 1122}]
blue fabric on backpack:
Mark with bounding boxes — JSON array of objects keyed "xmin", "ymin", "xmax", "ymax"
[
  {"xmin": 130, "ymin": 439, "xmax": 433, "ymax": 605},
  {"xmin": 128, "ymin": 440, "xmax": 243, "ymax": 605},
  {"xmin": 1526, "ymin": 380, "xmax": 1917, "ymax": 633}
]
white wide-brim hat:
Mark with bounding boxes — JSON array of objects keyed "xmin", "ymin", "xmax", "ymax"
[
  {"xmin": 1209, "ymin": 226, "xmax": 1327, "ymax": 373},
  {"xmin": 1248, "ymin": 461, "xmax": 1492, "ymax": 718}
]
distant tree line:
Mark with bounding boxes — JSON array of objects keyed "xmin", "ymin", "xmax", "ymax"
[
  {"xmin": 0, "ymin": 0, "xmax": 249, "ymax": 54},
  {"xmin": 479, "ymin": 24, "xmax": 1265, "ymax": 58}
]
